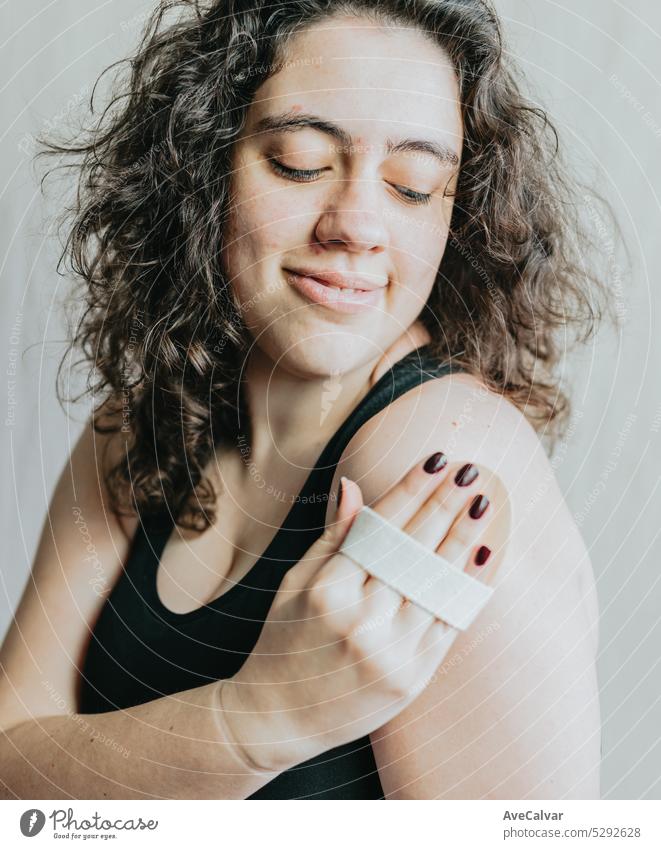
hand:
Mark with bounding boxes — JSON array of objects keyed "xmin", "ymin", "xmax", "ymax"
[{"xmin": 220, "ymin": 453, "xmax": 503, "ymax": 773}]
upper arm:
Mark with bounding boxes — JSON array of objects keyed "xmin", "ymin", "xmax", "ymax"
[
  {"xmin": 326, "ymin": 371, "xmax": 601, "ymax": 798},
  {"xmin": 0, "ymin": 410, "xmax": 140, "ymax": 732}
]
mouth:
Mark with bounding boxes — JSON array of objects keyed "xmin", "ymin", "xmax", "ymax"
[{"xmin": 284, "ymin": 268, "xmax": 386, "ymax": 314}]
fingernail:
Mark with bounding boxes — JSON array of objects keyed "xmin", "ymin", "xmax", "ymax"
[
  {"xmin": 423, "ymin": 451, "xmax": 447, "ymax": 474},
  {"xmin": 475, "ymin": 545, "xmax": 491, "ymax": 566},
  {"xmin": 337, "ymin": 477, "xmax": 345, "ymax": 508},
  {"xmin": 455, "ymin": 463, "xmax": 479, "ymax": 486},
  {"xmin": 469, "ymin": 494, "xmax": 489, "ymax": 519}
]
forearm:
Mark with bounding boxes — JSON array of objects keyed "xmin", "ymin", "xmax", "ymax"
[{"xmin": 0, "ymin": 681, "xmax": 278, "ymax": 800}]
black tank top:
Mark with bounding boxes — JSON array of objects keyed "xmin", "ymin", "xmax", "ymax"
[{"xmin": 79, "ymin": 346, "xmax": 461, "ymax": 798}]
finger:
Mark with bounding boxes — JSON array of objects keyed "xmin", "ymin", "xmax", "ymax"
[
  {"xmin": 288, "ymin": 476, "xmax": 364, "ymax": 588},
  {"xmin": 360, "ymin": 462, "xmax": 477, "ymax": 616},
  {"xmin": 436, "ymin": 492, "xmax": 494, "ymax": 577},
  {"xmin": 361, "ymin": 572, "xmax": 408, "ymax": 618},
  {"xmin": 309, "ymin": 548, "xmax": 368, "ymax": 617},
  {"xmin": 403, "ymin": 462, "xmax": 482, "ymax": 551},
  {"xmin": 370, "ymin": 450, "xmax": 453, "ymax": 527},
  {"xmin": 395, "ymin": 470, "xmax": 491, "ymax": 637},
  {"xmin": 415, "ymin": 485, "xmax": 503, "ymax": 659}
]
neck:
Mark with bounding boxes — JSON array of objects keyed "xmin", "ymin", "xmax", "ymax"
[{"xmin": 238, "ymin": 346, "xmax": 382, "ymax": 473}]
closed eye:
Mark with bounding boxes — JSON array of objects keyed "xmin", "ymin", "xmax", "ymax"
[
  {"xmin": 268, "ymin": 159, "xmax": 433, "ymax": 206},
  {"xmin": 269, "ymin": 159, "xmax": 325, "ymax": 183}
]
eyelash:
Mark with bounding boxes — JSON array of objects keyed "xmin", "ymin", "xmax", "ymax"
[{"xmin": 269, "ymin": 158, "xmax": 433, "ymax": 206}]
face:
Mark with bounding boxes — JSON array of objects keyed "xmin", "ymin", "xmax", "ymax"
[{"xmin": 221, "ymin": 14, "xmax": 463, "ymax": 378}]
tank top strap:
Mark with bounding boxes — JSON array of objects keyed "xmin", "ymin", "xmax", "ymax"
[
  {"xmin": 316, "ymin": 345, "xmax": 459, "ymax": 474},
  {"xmin": 265, "ymin": 345, "xmax": 460, "ymax": 562}
]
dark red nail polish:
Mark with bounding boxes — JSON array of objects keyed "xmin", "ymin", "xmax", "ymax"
[
  {"xmin": 475, "ymin": 545, "xmax": 491, "ymax": 566},
  {"xmin": 337, "ymin": 478, "xmax": 344, "ymax": 508},
  {"xmin": 424, "ymin": 451, "xmax": 447, "ymax": 474},
  {"xmin": 469, "ymin": 494, "xmax": 490, "ymax": 519},
  {"xmin": 455, "ymin": 463, "xmax": 479, "ymax": 486}
]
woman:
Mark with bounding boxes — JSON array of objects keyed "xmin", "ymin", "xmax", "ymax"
[{"xmin": 0, "ymin": 0, "xmax": 607, "ymax": 799}]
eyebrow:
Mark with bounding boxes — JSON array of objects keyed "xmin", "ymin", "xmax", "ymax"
[{"xmin": 253, "ymin": 110, "xmax": 460, "ymax": 167}]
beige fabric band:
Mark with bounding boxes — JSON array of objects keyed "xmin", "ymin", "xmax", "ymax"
[{"xmin": 339, "ymin": 506, "xmax": 493, "ymax": 630}]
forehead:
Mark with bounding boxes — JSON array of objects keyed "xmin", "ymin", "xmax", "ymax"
[{"xmin": 248, "ymin": 15, "xmax": 463, "ymax": 151}]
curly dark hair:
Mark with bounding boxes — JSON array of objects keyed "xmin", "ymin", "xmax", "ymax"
[{"xmin": 40, "ymin": 0, "xmax": 618, "ymax": 532}]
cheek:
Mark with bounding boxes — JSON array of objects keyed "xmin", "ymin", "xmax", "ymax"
[
  {"xmin": 222, "ymin": 213, "xmax": 283, "ymax": 306},
  {"xmin": 221, "ymin": 196, "xmax": 296, "ymax": 321},
  {"xmin": 234, "ymin": 190, "xmax": 303, "ymax": 263},
  {"xmin": 397, "ymin": 224, "xmax": 449, "ymax": 279},
  {"xmin": 395, "ymin": 278, "xmax": 436, "ymax": 320},
  {"xmin": 390, "ymin": 223, "xmax": 450, "ymax": 312}
]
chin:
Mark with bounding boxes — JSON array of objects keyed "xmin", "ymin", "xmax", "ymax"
[{"xmin": 259, "ymin": 331, "xmax": 382, "ymax": 379}]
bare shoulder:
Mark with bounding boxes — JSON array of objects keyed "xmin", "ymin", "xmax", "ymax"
[
  {"xmin": 330, "ymin": 369, "xmax": 597, "ymax": 644},
  {"xmin": 0, "ymin": 404, "xmax": 139, "ymax": 730},
  {"xmin": 85, "ymin": 404, "xmax": 141, "ymax": 546},
  {"xmin": 329, "ymin": 368, "xmax": 554, "ymax": 534},
  {"xmin": 332, "ymin": 369, "xmax": 601, "ymax": 797}
]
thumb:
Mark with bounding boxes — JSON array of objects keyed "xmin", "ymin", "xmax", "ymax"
[
  {"xmin": 285, "ymin": 478, "xmax": 364, "ymax": 588},
  {"xmin": 319, "ymin": 476, "xmax": 364, "ymax": 549}
]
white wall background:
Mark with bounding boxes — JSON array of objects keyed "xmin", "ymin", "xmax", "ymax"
[{"xmin": 1, "ymin": 0, "xmax": 659, "ymax": 799}]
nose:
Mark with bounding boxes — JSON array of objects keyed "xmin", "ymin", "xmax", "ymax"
[{"xmin": 313, "ymin": 175, "xmax": 390, "ymax": 254}]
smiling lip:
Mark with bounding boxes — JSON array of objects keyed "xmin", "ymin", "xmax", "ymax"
[
  {"xmin": 288, "ymin": 268, "xmax": 385, "ymax": 291},
  {"xmin": 284, "ymin": 268, "xmax": 386, "ymax": 314}
]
